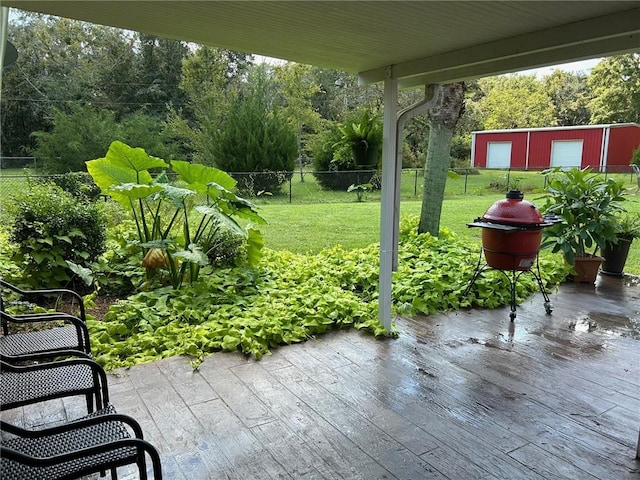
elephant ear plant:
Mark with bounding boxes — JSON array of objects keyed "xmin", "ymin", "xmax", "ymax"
[{"xmin": 87, "ymin": 141, "xmax": 266, "ymax": 289}]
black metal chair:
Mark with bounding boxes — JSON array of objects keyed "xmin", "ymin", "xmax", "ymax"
[
  {"xmin": 0, "ymin": 279, "xmax": 87, "ymax": 321},
  {"xmin": 1, "ymin": 407, "xmax": 163, "ymax": 479},
  {"xmin": 0, "ymin": 280, "xmax": 91, "ymax": 358},
  {"xmin": 1, "ymin": 353, "xmax": 107, "ymax": 414},
  {"xmin": 0, "ymin": 311, "xmax": 91, "ymax": 358}
]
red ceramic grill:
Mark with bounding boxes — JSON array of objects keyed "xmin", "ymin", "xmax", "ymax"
[{"xmin": 464, "ymin": 190, "xmax": 559, "ymax": 321}]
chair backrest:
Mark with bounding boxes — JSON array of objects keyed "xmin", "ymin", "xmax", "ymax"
[
  {"xmin": 0, "ymin": 279, "xmax": 87, "ymax": 332},
  {"xmin": 0, "ymin": 356, "xmax": 109, "ymax": 412}
]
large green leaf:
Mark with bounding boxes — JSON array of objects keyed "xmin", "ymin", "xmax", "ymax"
[
  {"xmin": 87, "ymin": 158, "xmax": 152, "ymax": 205},
  {"xmin": 207, "ymin": 183, "xmax": 266, "ymax": 225},
  {"xmin": 246, "ymin": 227, "xmax": 264, "ymax": 266},
  {"xmin": 159, "ymin": 184, "xmax": 196, "ymax": 209},
  {"xmin": 171, "ymin": 160, "xmax": 236, "ymax": 192},
  {"xmin": 173, "ymin": 244, "xmax": 209, "ymax": 267},
  {"xmin": 104, "ymin": 140, "xmax": 169, "ymax": 172},
  {"xmin": 87, "ymin": 141, "xmax": 168, "ymax": 205},
  {"xmin": 109, "ymin": 183, "xmax": 164, "ymax": 200},
  {"xmin": 206, "ymin": 209, "xmax": 246, "ymax": 237}
]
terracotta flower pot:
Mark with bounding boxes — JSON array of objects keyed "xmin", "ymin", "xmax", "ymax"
[{"xmin": 572, "ymin": 255, "xmax": 604, "ymax": 284}]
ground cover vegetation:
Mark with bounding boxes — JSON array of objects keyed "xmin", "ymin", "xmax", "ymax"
[
  {"xmin": 0, "ymin": 205, "xmax": 569, "ymax": 369},
  {"xmin": 2, "ymin": 13, "xmax": 639, "ymax": 369}
]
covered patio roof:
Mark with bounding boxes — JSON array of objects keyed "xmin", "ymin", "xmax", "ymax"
[
  {"xmin": 3, "ymin": 1, "xmax": 640, "ymax": 86},
  {"xmin": 2, "ymin": 1, "xmax": 639, "ymax": 330}
]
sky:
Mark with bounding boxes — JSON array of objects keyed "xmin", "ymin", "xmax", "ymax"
[
  {"xmin": 256, "ymin": 55, "xmax": 602, "ymax": 77},
  {"xmin": 517, "ymin": 58, "xmax": 601, "ymax": 77}
]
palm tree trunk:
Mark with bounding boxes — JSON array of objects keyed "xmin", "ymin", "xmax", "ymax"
[
  {"xmin": 419, "ymin": 122, "xmax": 454, "ymax": 235},
  {"xmin": 418, "ymin": 82, "xmax": 466, "ymax": 236}
]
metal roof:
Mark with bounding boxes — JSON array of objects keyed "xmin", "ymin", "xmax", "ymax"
[
  {"xmin": 474, "ymin": 123, "xmax": 640, "ymax": 135},
  {"xmin": 3, "ymin": 1, "xmax": 640, "ymax": 87}
]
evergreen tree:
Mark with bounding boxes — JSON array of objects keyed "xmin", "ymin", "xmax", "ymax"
[{"xmin": 212, "ymin": 65, "xmax": 297, "ymax": 194}]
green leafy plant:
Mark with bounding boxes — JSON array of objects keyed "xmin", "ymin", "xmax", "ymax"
[
  {"xmin": 84, "ymin": 216, "xmax": 567, "ymax": 370},
  {"xmin": 86, "ymin": 141, "xmax": 266, "ymax": 289},
  {"xmin": 347, "ymin": 183, "xmax": 373, "ymax": 202},
  {"xmin": 8, "ymin": 182, "xmax": 107, "ymax": 288},
  {"xmin": 36, "ymin": 172, "xmax": 102, "ymax": 201},
  {"xmin": 631, "ymin": 146, "xmax": 640, "ymax": 167},
  {"xmin": 613, "ymin": 212, "xmax": 640, "ymax": 241},
  {"xmin": 539, "ymin": 167, "xmax": 626, "ymax": 265},
  {"xmin": 334, "ymin": 109, "xmax": 383, "ymax": 167}
]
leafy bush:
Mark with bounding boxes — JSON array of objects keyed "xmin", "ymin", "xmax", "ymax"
[
  {"xmin": 31, "ymin": 104, "xmax": 182, "ymax": 174},
  {"xmin": 197, "ymin": 225, "xmax": 246, "ymax": 268},
  {"xmin": 37, "ymin": 172, "xmax": 102, "ymax": 201},
  {"xmin": 631, "ymin": 146, "xmax": 640, "ymax": 166},
  {"xmin": 211, "ymin": 66, "xmax": 298, "ymax": 194},
  {"xmin": 310, "ymin": 122, "xmax": 380, "ymax": 190},
  {"xmin": 31, "ymin": 105, "xmax": 118, "ymax": 174},
  {"xmin": 0, "ymin": 231, "xmax": 21, "ymax": 281},
  {"xmin": 87, "ymin": 141, "xmax": 266, "ymax": 289},
  {"xmin": 8, "ymin": 183, "xmax": 107, "ymax": 288}
]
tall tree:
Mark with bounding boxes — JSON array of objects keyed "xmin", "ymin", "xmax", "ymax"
[
  {"xmin": 272, "ymin": 63, "xmax": 323, "ymax": 178},
  {"xmin": 309, "ymin": 67, "xmax": 383, "ymax": 123},
  {"xmin": 543, "ymin": 70, "xmax": 591, "ymax": 126},
  {"xmin": 211, "ymin": 65, "xmax": 298, "ymax": 193},
  {"xmin": 477, "ymin": 75, "xmax": 555, "ymax": 129},
  {"xmin": 168, "ymin": 45, "xmax": 254, "ymax": 163},
  {"xmin": 1, "ymin": 13, "xmax": 142, "ymax": 157},
  {"xmin": 135, "ymin": 34, "xmax": 189, "ymax": 116},
  {"xmin": 418, "ymin": 83, "xmax": 466, "ymax": 236},
  {"xmin": 588, "ymin": 54, "xmax": 640, "ymax": 124}
]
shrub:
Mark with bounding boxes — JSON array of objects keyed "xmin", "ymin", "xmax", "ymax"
[
  {"xmin": 631, "ymin": 146, "xmax": 640, "ymax": 166},
  {"xmin": 38, "ymin": 172, "xmax": 102, "ymax": 201},
  {"xmin": 310, "ymin": 122, "xmax": 379, "ymax": 190},
  {"xmin": 31, "ymin": 104, "xmax": 182, "ymax": 174},
  {"xmin": 211, "ymin": 65, "xmax": 298, "ymax": 194},
  {"xmin": 198, "ymin": 226, "xmax": 246, "ymax": 268},
  {"xmin": 31, "ymin": 105, "xmax": 118, "ymax": 173},
  {"xmin": 8, "ymin": 182, "xmax": 107, "ymax": 288}
]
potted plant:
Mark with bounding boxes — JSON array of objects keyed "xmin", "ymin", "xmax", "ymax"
[
  {"xmin": 334, "ymin": 109, "xmax": 383, "ymax": 168},
  {"xmin": 539, "ymin": 167, "xmax": 626, "ymax": 284},
  {"xmin": 601, "ymin": 212, "xmax": 640, "ymax": 276}
]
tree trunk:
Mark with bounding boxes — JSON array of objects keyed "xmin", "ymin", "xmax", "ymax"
[{"xmin": 418, "ymin": 83, "xmax": 466, "ymax": 236}]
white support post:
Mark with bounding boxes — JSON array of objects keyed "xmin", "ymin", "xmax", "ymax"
[
  {"xmin": 0, "ymin": 6, "xmax": 9, "ymax": 96},
  {"xmin": 379, "ymin": 68, "xmax": 398, "ymax": 331}
]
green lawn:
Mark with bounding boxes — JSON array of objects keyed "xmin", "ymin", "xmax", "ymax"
[{"xmin": 258, "ymin": 194, "xmax": 640, "ymax": 275}]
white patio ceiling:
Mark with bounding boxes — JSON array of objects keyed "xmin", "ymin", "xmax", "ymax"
[{"xmin": 3, "ymin": 1, "xmax": 640, "ymax": 87}]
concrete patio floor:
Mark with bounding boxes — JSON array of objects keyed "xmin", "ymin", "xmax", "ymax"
[{"xmin": 4, "ymin": 274, "xmax": 640, "ymax": 479}]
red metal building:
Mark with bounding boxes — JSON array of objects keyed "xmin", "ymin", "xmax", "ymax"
[{"xmin": 471, "ymin": 123, "xmax": 640, "ymax": 173}]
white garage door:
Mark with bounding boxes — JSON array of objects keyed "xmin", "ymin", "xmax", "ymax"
[
  {"xmin": 550, "ymin": 140, "xmax": 583, "ymax": 169},
  {"xmin": 486, "ymin": 142, "xmax": 512, "ymax": 169}
]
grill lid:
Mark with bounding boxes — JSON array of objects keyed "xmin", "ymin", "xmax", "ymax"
[{"xmin": 482, "ymin": 190, "xmax": 543, "ymax": 226}]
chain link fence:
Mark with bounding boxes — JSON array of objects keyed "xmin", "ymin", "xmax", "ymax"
[{"xmin": 1, "ymin": 163, "xmax": 637, "ymax": 215}]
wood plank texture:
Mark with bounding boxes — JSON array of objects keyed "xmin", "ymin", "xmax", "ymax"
[{"xmin": 3, "ymin": 274, "xmax": 639, "ymax": 479}]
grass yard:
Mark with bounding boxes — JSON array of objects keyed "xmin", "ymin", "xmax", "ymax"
[{"xmin": 258, "ymin": 193, "xmax": 640, "ymax": 275}]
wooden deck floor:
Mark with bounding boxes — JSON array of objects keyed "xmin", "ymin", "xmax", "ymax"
[{"xmin": 4, "ymin": 274, "xmax": 640, "ymax": 479}]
